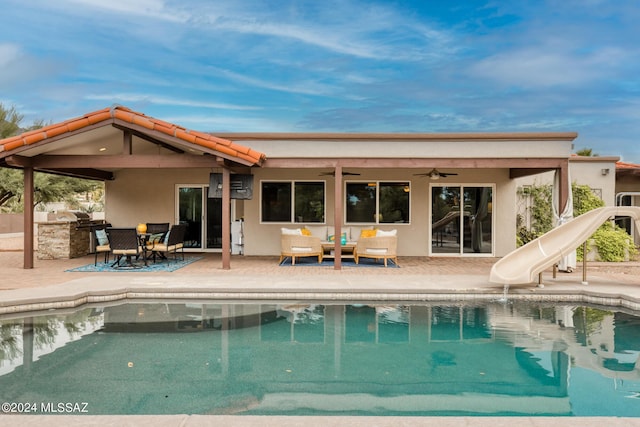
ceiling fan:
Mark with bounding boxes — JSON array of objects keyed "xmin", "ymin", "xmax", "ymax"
[
  {"xmin": 413, "ymin": 168, "xmax": 458, "ymax": 180},
  {"xmin": 319, "ymin": 171, "xmax": 361, "ymax": 176}
]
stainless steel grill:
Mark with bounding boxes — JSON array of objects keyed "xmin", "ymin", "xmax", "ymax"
[{"xmin": 54, "ymin": 211, "xmax": 108, "ymax": 253}]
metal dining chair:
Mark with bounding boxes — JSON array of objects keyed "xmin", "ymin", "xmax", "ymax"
[{"xmin": 107, "ymin": 228, "xmax": 146, "ymax": 268}]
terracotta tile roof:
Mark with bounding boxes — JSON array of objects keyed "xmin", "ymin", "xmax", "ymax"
[
  {"xmin": 617, "ymin": 161, "xmax": 640, "ymax": 169},
  {"xmin": 0, "ymin": 105, "xmax": 265, "ymax": 166}
]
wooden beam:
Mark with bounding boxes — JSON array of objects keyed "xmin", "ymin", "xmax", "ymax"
[
  {"xmin": 263, "ymin": 157, "xmax": 567, "ymax": 169},
  {"xmin": 23, "ymin": 166, "xmax": 34, "ymax": 269},
  {"xmin": 113, "ymin": 124, "xmax": 185, "ymax": 154},
  {"xmin": 333, "ymin": 165, "xmax": 342, "ymax": 270},
  {"xmin": 36, "ymin": 168, "xmax": 114, "ymax": 181},
  {"xmin": 509, "ymin": 168, "xmax": 556, "ymax": 179},
  {"xmin": 123, "ymin": 130, "xmax": 132, "ymax": 155},
  {"xmin": 25, "ymin": 154, "xmax": 220, "ymax": 169},
  {"xmin": 222, "ymin": 167, "xmax": 231, "ymax": 270},
  {"xmin": 4, "ymin": 155, "xmax": 32, "ymax": 167},
  {"xmin": 558, "ymin": 160, "xmax": 570, "ymax": 214}
]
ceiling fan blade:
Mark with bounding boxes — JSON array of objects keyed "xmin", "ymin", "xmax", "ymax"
[
  {"xmin": 319, "ymin": 171, "xmax": 361, "ymax": 176},
  {"xmin": 440, "ymin": 172, "xmax": 458, "ymax": 177}
]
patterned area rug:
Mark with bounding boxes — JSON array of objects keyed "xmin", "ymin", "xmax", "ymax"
[
  {"xmin": 279, "ymin": 257, "xmax": 399, "ymax": 268},
  {"xmin": 66, "ymin": 256, "xmax": 203, "ymax": 272}
]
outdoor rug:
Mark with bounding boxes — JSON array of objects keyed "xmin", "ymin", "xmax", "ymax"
[
  {"xmin": 66, "ymin": 256, "xmax": 203, "ymax": 272},
  {"xmin": 279, "ymin": 257, "xmax": 399, "ymax": 268}
]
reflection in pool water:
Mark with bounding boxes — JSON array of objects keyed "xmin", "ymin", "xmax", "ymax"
[{"xmin": 0, "ymin": 302, "xmax": 639, "ymax": 416}]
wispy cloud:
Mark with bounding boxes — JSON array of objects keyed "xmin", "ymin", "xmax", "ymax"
[
  {"xmin": 470, "ymin": 45, "xmax": 629, "ymax": 88},
  {"xmin": 2, "ymin": 0, "xmax": 639, "ymax": 162},
  {"xmin": 65, "ymin": 0, "xmax": 189, "ymax": 23},
  {"xmin": 85, "ymin": 93, "xmax": 260, "ymax": 111}
]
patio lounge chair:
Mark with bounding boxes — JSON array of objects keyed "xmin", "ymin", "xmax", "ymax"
[
  {"xmin": 151, "ymin": 224, "xmax": 186, "ymax": 261},
  {"xmin": 92, "ymin": 224, "xmax": 111, "ymax": 266},
  {"xmin": 279, "ymin": 229, "xmax": 323, "ymax": 265},
  {"xmin": 107, "ymin": 227, "xmax": 147, "ymax": 268},
  {"xmin": 354, "ymin": 232, "xmax": 398, "ymax": 267}
]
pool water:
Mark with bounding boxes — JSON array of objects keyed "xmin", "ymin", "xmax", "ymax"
[{"xmin": 1, "ymin": 301, "xmax": 639, "ymax": 416}]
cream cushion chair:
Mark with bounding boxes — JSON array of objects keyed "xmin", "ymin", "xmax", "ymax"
[
  {"xmin": 354, "ymin": 229, "xmax": 398, "ymax": 267},
  {"xmin": 304, "ymin": 225, "xmax": 374, "ymax": 244},
  {"xmin": 280, "ymin": 228, "xmax": 323, "ymax": 265}
]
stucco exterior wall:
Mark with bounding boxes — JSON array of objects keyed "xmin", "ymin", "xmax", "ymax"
[
  {"xmin": 105, "ymin": 168, "xmax": 211, "ymax": 227},
  {"xmin": 569, "ymin": 158, "xmax": 618, "ymax": 206},
  {"xmin": 231, "ymin": 138, "xmax": 572, "ymax": 159},
  {"xmin": 105, "ymin": 166, "xmax": 518, "ymax": 257}
]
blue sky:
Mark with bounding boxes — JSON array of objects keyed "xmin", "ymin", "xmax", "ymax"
[{"xmin": 1, "ymin": 0, "xmax": 639, "ymax": 162}]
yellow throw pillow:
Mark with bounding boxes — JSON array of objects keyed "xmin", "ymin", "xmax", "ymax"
[
  {"xmin": 301, "ymin": 227, "xmax": 312, "ymax": 236},
  {"xmin": 360, "ymin": 229, "xmax": 377, "ymax": 238}
]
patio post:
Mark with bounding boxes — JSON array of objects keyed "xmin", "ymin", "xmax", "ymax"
[
  {"xmin": 333, "ymin": 165, "xmax": 342, "ymax": 270},
  {"xmin": 558, "ymin": 160, "xmax": 570, "ymax": 215},
  {"xmin": 23, "ymin": 166, "xmax": 34, "ymax": 269},
  {"xmin": 222, "ymin": 166, "xmax": 231, "ymax": 269}
]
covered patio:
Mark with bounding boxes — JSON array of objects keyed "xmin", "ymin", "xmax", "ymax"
[
  {"xmin": 0, "ymin": 105, "xmax": 578, "ymax": 271},
  {"xmin": 0, "ymin": 105, "xmax": 265, "ymax": 270}
]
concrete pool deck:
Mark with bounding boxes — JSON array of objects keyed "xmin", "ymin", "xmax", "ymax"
[{"xmin": 1, "ymin": 233, "xmax": 640, "ymax": 425}]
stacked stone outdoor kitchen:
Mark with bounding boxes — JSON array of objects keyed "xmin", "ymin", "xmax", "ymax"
[{"xmin": 37, "ymin": 211, "xmax": 104, "ymax": 259}]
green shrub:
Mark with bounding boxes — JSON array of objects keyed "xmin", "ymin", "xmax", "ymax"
[
  {"xmin": 586, "ymin": 223, "xmax": 638, "ymax": 262},
  {"xmin": 518, "ymin": 183, "xmax": 638, "ymax": 262},
  {"xmin": 516, "ymin": 184, "xmax": 553, "ymax": 245}
]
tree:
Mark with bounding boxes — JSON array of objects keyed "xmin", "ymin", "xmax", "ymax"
[
  {"xmin": 575, "ymin": 147, "xmax": 598, "ymax": 157},
  {"xmin": 0, "ymin": 104, "xmax": 103, "ymax": 212},
  {"xmin": 0, "ymin": 104, "xmax": 22, "ymax": 138}
]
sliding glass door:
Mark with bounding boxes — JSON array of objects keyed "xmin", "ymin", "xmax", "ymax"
[
  {"xmin": 431, "ymin": 185, "xmax": 493, "ymax": 256},
  {"xmin": 177, "ymin": 185, "xmax": 224, "ymax": 251}
]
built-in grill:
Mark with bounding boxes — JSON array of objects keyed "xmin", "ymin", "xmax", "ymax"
[
  {"xmin": 38, "ymin": 211, "xmax": 108, "ymax": 259},
  {"xmin": 54, "ymin": 210, "xmax": 92, "ymax": 224}
]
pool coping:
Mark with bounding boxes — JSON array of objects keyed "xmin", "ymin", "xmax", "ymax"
[{"xmin": 2, "ymin": 272, "xmax": 640, "ymax": 317}]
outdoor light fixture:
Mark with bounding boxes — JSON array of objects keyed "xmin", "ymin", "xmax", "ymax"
[{"xmin": 601, "ymin": 168, "xmax": 610, "ymax": 176}]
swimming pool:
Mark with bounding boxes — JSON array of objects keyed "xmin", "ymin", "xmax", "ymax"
[{"xmin": 0, "ymin": 301, "xmax": 639, "ymax": 416}]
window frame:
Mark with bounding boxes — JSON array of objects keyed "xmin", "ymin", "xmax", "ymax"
[
  {"xmin": 344, "ymin": 180, "xmax": 411, "ymax": 225},
  {"xmin": 260, "ymin": 180, "xmax": 326, "ymax": 224}
]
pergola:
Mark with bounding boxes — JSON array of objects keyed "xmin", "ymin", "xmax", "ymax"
[{"xmin": 0, "ymin": 105, "xmax": 265, "ymax": 269}]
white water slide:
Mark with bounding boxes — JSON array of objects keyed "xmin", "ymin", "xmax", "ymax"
[{"xmin": 489, "ymin": 206, "xmax": 640, "ymax": 285}]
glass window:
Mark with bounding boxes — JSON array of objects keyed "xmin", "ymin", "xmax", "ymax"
[
  {"xmin": 261, "ymin": 182, "xmax": 291, "ymax": 222},
  {"xmin": 261, "ymin": 181, "xmax": 325, "ymax": 223},
  {"xmin": 379, "ymin": 182, "xmax": 410, "ymax": 223},
  {"xmin": 346, "ymin": 183, "xmax": 377, "ymax": 223},
  {"xmin": 346, "ymin": 182, "xmax": 410, "ymax": 224},
  {"xmin": 294, "ymin": 182, "xmax": 325, "ymax": 223}
]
